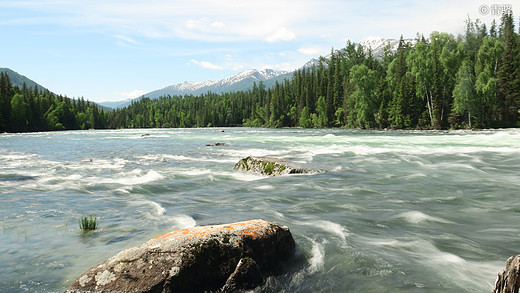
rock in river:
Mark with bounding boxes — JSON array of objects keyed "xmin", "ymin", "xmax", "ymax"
[
  {"xmin": 234, "ymin": 156, "xmax": 317, "ymax": 176},
  {"xmin": 66, "ymin": 219, "xmax": 295, "ymax": 293},
  {"xmin": 493, "ymin": 255, "xmax": 520, "ymax": 293},
  {"xmin": 206, "ymin": 142, "xmax": 227, "ymax": 146}
]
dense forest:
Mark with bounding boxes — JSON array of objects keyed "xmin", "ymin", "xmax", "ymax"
[
  {"xmin": 1, "ymin": 15, "xmax": 519, "ymax": 133},
  {"xmin": 0, "ymin": 77, "xmax": 107, "ymax": 132}
]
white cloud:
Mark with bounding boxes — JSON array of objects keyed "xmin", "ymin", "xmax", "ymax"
[
  {"xmin": 265, "ymin": 27, "xmax": 296, "ymax": 42},
  {"xmin": 211, "ymin": 21, "xmax": 225, "ymax": 28},
  {"xmin": 117, "ymin": 89, "xmax": 147, "ymax": 100},
  {"xmin": 114, "ymin": 35, "xmax": 141, "ymax": 48},
  {"xmin": 185, "ymin": 17, "xmax": 225, "ymax": 31},
  {"xmin": 298, "ymin": 47, "xmax": 321, "ymax": 55},
  {"xmin": 115, "ymin": 35, "xmax": 138, "ymax": 44},
  {"xmin": 3, "ymin": 0, "xmax": 516, "ymax": 44},
  {"xmin": 190, "ymin": 59, "xmax": 223, "ymax": 70}
]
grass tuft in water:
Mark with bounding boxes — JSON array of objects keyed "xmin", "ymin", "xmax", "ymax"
[
  {"xmin": 264, "ymin": 162, "xmax": 274, "ymax": 175},
  {"xmin": 79, "ymin": 215, "xmax": 98, "ymax": 231}
]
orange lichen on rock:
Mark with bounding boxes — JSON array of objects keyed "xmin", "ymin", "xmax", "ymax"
[
  {"xmin": 67, "ymin": 219, "xmax": 295, "ymax": 293},
  {"xmin": 146, "ymin": 219, "xmax": 270, "ymax": 245}
]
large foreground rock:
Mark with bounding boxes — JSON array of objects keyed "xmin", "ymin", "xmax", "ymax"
[
  {"xmin": 493, "ymin": 255, "xmax": 520, "ymax": 293},
  {"xmin": 234, "ymin": 156, "xmax": 317, "ymax": 176},
  {"xmin": 66, "ymin": 219, "xmax": 295, "ymax": 293}
]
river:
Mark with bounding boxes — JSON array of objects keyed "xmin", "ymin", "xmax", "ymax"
[{"xmin": 1, "ymin": 128, "xmax": 519, "ymax": 292}]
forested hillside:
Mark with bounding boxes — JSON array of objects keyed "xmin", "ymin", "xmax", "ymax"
[
  {"xmin": 0, "ymin": 77, "xmax": 107, "ymax": 132},
  {"xmin": 1, "ymin": 15, "xmax": 519, "ymax": 132}
]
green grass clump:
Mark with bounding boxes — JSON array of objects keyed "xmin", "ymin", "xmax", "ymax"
[
  {"xmin": 264, "ymin": 163, "xmax": 274, "ymax": 175},
  {"xmin": 79, "ymin": 215, "xmax": 98, "ymax": 231}
]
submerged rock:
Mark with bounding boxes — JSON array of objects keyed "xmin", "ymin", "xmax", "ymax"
[
  {"xmin": 206, "ymin": 142, "xmax": 227, "ymax": 146},
  {"xmin": 493, "ymin": 255, "xmax": 520, "ymax": 293},
  {"xmin": 234, "ymin": 156, "xmax": 317, "ymax": 176},
  {"xmin": 66, "ymin": 219, "xmax": 295, "ymax": 293}
]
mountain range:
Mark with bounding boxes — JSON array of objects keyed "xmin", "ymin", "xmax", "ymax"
[
  {"xmin": 151, "ymin": 68, "xmax": 290, "ymax": 97},
  {"xmin": 103, "ymin": 68, "xmax": 294, "ymax": 109},
  {"xmin": 3, "ymin": 37, "xmax": 414, "ymax": 110},
  {"xmin": 101, "ymin": 36, "xmax": 414, "ymax": 109}
]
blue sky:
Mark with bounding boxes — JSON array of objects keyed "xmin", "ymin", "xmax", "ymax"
[{"xmin": 0, "ymin": 0, "xmax": 518, "ymax": 103}]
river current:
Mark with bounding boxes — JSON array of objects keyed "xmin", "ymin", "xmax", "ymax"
[{"xmin": 1, "ymin": 128, "xmax": 519, "ymax": 292}]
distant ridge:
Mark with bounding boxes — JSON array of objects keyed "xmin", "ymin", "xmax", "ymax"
[
  {"xmin": 106, "ymin": 68, "xmax": 291, "ymax": 109},
  {"xmin": 146, "ymin": 68, "xmax": 290, "ymax": 99}
]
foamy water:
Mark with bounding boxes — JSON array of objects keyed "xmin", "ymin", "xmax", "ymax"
[{"xmin": 1, "ymin": 128, "xmax": 519, "ymax": 292}]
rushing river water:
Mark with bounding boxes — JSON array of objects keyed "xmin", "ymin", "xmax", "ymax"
[{"xmin": 1, "ymin": 128, "xmax": 519, "ymax": 292}]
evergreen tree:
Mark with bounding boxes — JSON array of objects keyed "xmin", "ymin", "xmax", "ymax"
[
  {"xmin": 496, "ymin": 13, "xmax": 520, "ymax": 126},
  {"xmin": 387, "ymin": 36, "xmax": 411, "ymax": 128},
  {"xmin": 490, "ymin": 19, "xmax": 498, "ymax": 38},
  {"xmin": 0, "ymin": 73, "xmax": 12, "ymax": 131}
]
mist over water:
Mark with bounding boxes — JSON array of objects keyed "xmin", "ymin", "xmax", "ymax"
[{"xmin": 1, "ymin": 128, "xmax": 519, "ymax": 292}]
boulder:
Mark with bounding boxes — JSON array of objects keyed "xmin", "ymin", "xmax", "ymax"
[
  {"xmin": 221, "ymin": 257, "xmax": 263, "ymax": 292},
  {"xmin": 206, "ymin": 142, "xmax": 227, "ymax": 146},
  {"xmin": 234, "ymin": 156, "xmax": 317, "ymax": 176},
  {"xmin": 493, "ymin": 255, "xmax": 520, "ymax": 293},
  {"xmin": 66, "ymin": 219, "xmax": 295, "ymax": 293}
]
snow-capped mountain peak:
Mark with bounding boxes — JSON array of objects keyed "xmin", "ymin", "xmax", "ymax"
[
  {"xmin": 159, "ymin": 68, "xmax": 289, "ymax": 93},
  {"xmin": 134, "ymin": 68, "xmax": 289, "ymax": 103},
  {"xmin": 359, "ymin": 36, "xmax": 393, "ymax": 50},
  {"xmin": 165, "ymin": 80, "xmax": 218, "ymax": 92},
  {"xmin": 358, "ymin": 36, "xmax": 416, "ymax": 57},
  {"xmin": 220, "ymin": 68, "xmax": 288, "ymax": 85}
]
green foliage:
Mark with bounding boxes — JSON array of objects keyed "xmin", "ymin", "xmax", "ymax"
[
  {"xmin": 475, "ymin": 37, "xmax": 503, "ymax": 126},
  {"xmin": 314, "ymin": 96, "xmax": 328, "ymax": 127},
  {"xmin": 79, "ymin": 215, "xmax": 98, "ymax": 231},
  {"xmin": 10, "ymin": 93, "xmax": 28, "ymax": 131},
  {"xmin": 299, "ymin": 106, "xmax": 312, "ymax": 128},
  {"xmin": 0, "ymin": 73, "xmax": 107, "ymax": 133},
  {"xmin": 452, "ymin": 60, "xmax": 477, "ymax": 128},
  {"xmin": 348, "ymin": 64, "xmax": 377, "ymax": 128},
  {"xmin": 264, "ymin": 163, "xmax": 274, "ymax": 175}
]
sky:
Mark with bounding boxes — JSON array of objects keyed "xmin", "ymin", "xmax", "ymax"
[{"xmin": 0, "ymin": 0, "xmax": 518, "ymax": 103}]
